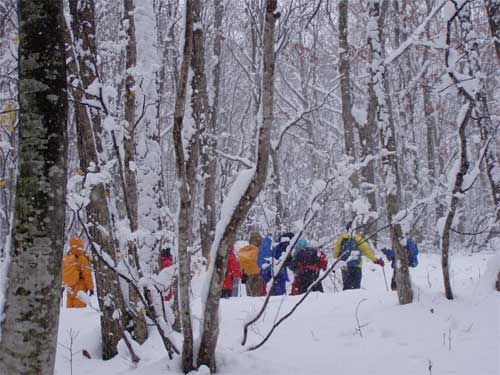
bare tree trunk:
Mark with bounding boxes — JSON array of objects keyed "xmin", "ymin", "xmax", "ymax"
[
  {"xmin": 271, "ymin": 149, "xmax": 286, "ymax": 232},
  {"xmin": 368, "ymin": 0, "xmax": 413, "ymax": 304},
  {"xmin": 464, "ymin": 2, "xmax": 500, "ymax": 290},
  {"xmin": 122, "ymin": 0, "xmax": 149, "ymax": 344},
  {"xmin": 423, "ymin": 0, "xmax": 442, "ymax": 249},
  {"xmin": 460, "ymin": 3, "xmax": 500, "ymax": 226},
  {"xmin": 172, "ymin": 0, "xmax": 195, "ymax": 371},
  {"xmin": 0, "ymin": 0, "xmax": 67, "ymax": 372},
  {"xmin": 423, "ymin": 0, "xmax": 439, "ymax": 188},
  {"xmin": 485, "ymin": 0, "xmax": 500, "ymax": 63},
  {"xmin": 199, "ymin": 0, "xmax": 223, "ymax": 259},
  {"xmin": 440, "ymin": 2, "xmax": 479, "ymax": 300},
  {"xmin": 197, "ymin": 0, "xmax": 278, "ymax": 371},
  {"xmin": 359, "ymin": 3, "xmax": 379, "ymax": 243},
  {"xmin": 66, "ymin": 0, "xmax": 130, "ymax": 359},
  {"xmin": 338, "ymin": 0, "xmax": 359, "ymax": 188},
  {"xmin": 441, "ymin": 104, "xmax": 472, "ymax": 300}
]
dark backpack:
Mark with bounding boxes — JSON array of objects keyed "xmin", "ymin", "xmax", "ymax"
[
  {"xmin": 339, "ymin": 238, "xmax": 362, "ymax": 267},
  {"xmin": 296, "ymin": 247, "xmax": 319, "ymax": 269}
]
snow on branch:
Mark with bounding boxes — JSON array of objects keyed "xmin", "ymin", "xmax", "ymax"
[
  {"xmin": 461, "ymin": 121, "xmax": 500, "ymax": 192},
  {"xmin": 215, "ymin": 150, "xmax": 254, "ymax": 169},
  {"xmin": 273, "ymin": 85, "xmax": 338, "ymax": 152},
  {"xmin": 384, "ymin": 0, "xmax": 447, "ymax": 65}
]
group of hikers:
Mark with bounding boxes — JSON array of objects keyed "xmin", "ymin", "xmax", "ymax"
[
  {"xmin": 222, "ymin": 230, "xmax": 328, "ymax": 298},
  {"xmin": 61, "ymin": 222, "xmax": 419, "ymax": 308},
  {"xmin": 221, "ymin": 222, "xmax": 419, "ymax": 298}
]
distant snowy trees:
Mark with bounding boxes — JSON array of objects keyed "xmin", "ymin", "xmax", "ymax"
[{"xmin": 0, "ymin": 0, "xmax": 498, "ymax": 373}]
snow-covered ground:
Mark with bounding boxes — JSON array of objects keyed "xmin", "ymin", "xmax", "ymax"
[{"xmin": 54, "ymin": 252, "xmax": 499, "ymax": 375}]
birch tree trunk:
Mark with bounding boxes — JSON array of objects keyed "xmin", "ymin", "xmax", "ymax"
[
  {"xmin": 0, "ymin": 0, "xmax": 68, "ymax": 372},
  {"xmin": 368, "ymin": 0, "xmax": 413, "ymax": 305},
  {"xmin": 197, "ymin": 0, "xmax": 278, "ymax": 371},
  {"xmin": 172, "ymin": 0, "xmax": 195, "ymax": 371},
  {"xmin": 66, "ymin": 0, "xmax": 130, "ymax": 359}
]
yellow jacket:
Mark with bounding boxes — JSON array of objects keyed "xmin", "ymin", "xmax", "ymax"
[
  {"xmin": 237, "ymin": 245, "xmax": 260, "ymax": 276},
  {"xmin": 333, "ymin": 232, "xmax": 377, "ymax": 268}
]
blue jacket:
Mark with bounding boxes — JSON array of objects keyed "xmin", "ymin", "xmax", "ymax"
[
  {"xmin": 382, "ymin": 239, "xmax": 419, "ymax": 268},
  {"xmin": 258, "ymin": 235, "xmax": 290, "ymax": 295}
]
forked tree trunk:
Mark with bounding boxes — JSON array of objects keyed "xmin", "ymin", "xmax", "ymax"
[
  {"xmin": 197, "ymin": 0, "xmax": 278, "ymax": 372},
  {"xmin": 67, "ymin": 0, "xmax": 129, "ymax": 359},
  {"xmin": 0, "ymin": 0, "xmax": 68, "ymax": 372}
]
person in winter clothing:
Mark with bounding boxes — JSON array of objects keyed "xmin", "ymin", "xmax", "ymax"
[
  {"xmin": 238, "ymin": 231, "xmax": 266, "ymax": 296},
  {"xmin": 160, "ymin": 247, "xmax": 174, "ymax": 301},
  {"xmin": 333, "ymin": 223, "xmax": 385, "ymax": 290},
  {"xmin": 222, "ymin": 245, "xmax": 242, "ymax": 298},
  {"xmin": 62, "ymin": 237, "xmax": 94, "ymax": 308},
  {"xmin": 258, "ymin": 232, "xmax": 294, "ymax": 296},
  {"xmin": 290, "ymin": 239, "xmax": 328, "ymax": 295},
  {"xmin": 381, "ymin": 239, "xmax": 419, "ymax": 290},
  {"xmin": 290, "ymin": 239, "xmax": 307, "ymax": 295}
]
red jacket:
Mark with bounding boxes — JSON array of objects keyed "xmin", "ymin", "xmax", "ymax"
[
  {"xmin": 161, "ymin": 254, "xmax": 173, "ymax": 269},
  {"xmin": 161, "ymin": 254, "xmax": 174, "ymax": 301},
  {"xmin": 319, "ymin": 251, "xmax": 328, "ymax": 271},
  {"xmin": 223, "ymin": 247, "xmax": 242, "ymax": 290}
]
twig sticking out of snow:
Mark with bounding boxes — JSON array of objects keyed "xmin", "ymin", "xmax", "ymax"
[{"xmin": 354, "ymin": 298, "xmax": 369, "ymax": 338}]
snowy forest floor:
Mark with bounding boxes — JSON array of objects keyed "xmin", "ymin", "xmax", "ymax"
[{"xmin": 54, "ymin": 252, "xmax": 499, "ymax": 375}]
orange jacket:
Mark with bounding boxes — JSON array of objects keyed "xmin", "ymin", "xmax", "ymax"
[
  {"xmin": 62, "ymin": 243, "xmax": 94, "ymax": 292},
  {"xmin": 238, "ymin": 245, "xmax": 260, "ymax": 276}
]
